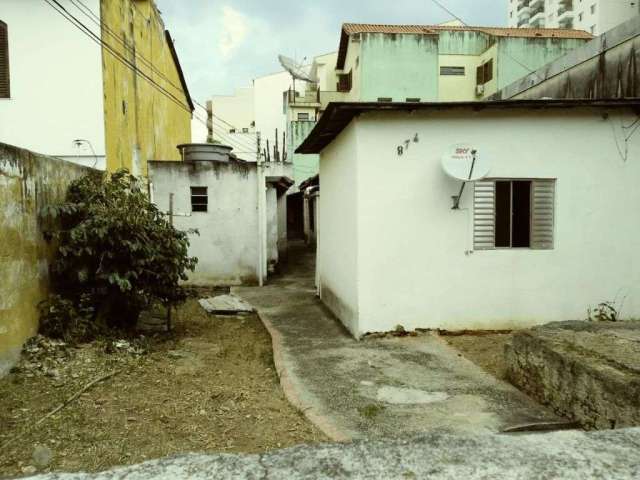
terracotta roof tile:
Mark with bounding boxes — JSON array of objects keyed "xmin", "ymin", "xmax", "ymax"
[
  {"xmin": 341, "ymin": 23, "xmax": 594, "ymax": 40},
  {"xmin": 337, "ymin": 23, "xmax": 593, "ymax": 69}
]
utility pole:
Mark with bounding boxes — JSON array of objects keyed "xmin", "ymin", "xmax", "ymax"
[{"xmin": 256, "ymin": 132, "xmax": 265, "ymax": 286}]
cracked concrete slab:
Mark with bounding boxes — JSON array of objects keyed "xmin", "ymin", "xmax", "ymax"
[
  {"xmin": 233, "ymin": 245, "xmax": 563, "ymax": 441},
  {"xmin": 29, "ymin": 429, "xmax": 640, "ymax": 479}
]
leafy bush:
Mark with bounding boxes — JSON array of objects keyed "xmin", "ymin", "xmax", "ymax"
[
  {"xmin": 40, "ymin": 169, "xmax": 197, "ymax": 336},
  {"xmin": 588, "ymin": 301, "xmax": 620, "ymax": 322},
  {"xmin": 38, "ymin": 294, "xmax": 97, "ymax": 341}
]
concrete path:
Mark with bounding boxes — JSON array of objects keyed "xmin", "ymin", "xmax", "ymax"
[
  {"xmin": 234, "ymin": 245, "xmax": 563, "ymax": 441},
  {"xmin": 31, "ymin": 428, "xmax": 640, "ymax": 479}
]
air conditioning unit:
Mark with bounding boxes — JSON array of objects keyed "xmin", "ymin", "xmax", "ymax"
[{"xmin": 476, "ymin": 84, "xmax": 485, "ymax": 96}]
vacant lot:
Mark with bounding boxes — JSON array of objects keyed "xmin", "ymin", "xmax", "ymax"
[
  {"xmin": 0, "ymin": 297, "xmax": 326, "ymax": 476},
  {"xmin": 442, "ymin": 331, "xmax": 514, "ymax": 380}
]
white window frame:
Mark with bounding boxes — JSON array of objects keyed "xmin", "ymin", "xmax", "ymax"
[{"xmin": 473, "ymin": 178, "xmax": 556, "ymax": 251}]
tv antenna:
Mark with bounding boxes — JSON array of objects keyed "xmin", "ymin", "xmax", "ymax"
[
  {"xmin": 278, "ymin": 54, "xmax": 317, "ymax": 97},
  {"xmin": 441, "ymin": 144, "xmax": 490, "ymax": 209}
]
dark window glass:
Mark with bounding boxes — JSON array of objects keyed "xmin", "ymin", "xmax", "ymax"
[
  {"xmin": 495, "ymin": 181, "xmax": 511, "ymax": 248},
  {"xmin": 0, "ymin": 21, "xmax": 8, "ymax": 98},
  {"xmin": 190, "ymin": 187, "xmax": 208, "ymax": 212},
  {"xmin": 495, "ymin": 180, "xmax": 532, "ymax": 248}
]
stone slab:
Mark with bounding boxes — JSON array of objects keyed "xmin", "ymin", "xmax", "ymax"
[
  {"xmin": 506, "ymin": 320, "xmax": 640, "ymax": 429},
  {"xmin": 199, "ymin": 295, "xmax": 255, "ymax": 315},
  {"xmin": 29, "ymin": 428, "xmax": 640, "ymax": 479}
]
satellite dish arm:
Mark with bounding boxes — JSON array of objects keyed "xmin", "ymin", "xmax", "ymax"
[{"xmin": 452, "ymin": 150, "xmax": 477, "ymax": 210}]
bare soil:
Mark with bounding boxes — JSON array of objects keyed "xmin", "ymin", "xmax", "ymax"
[
  {"xmin": 441, "ymin": 331, "xmax": 514, "ymax": 380},
  {"xmin": 0, "ymin": 297, "xmax": 326, "ymax": 476}
]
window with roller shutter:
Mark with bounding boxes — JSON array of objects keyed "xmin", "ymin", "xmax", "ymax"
[
  {"xmin": 473, "ymin": 179, "xmax": 555, "ymax": 250},
  {"xmin": 0, "ymin": 21, "xmax": 9, "ymax": 98}
]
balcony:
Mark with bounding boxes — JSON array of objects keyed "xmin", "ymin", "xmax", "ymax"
[
  {"xmin": 318, "ymin": 91, "xmax": 351, "ymax": 111},
  {"xmin": 557, "ymin": 3, "xmax": 574, "ymax": 27},
  {"xmin": 529, "ymin": 0, "xmax": 544, "ymax": 9},
  {"xmin": 529, "ymin": 8, "xmax": 546, "ymax": 27},
  {"xmin": 518, "ymin": 6, "xmax": 531, "ymax": 19},
  {"xmin": 517, "ymin": 0, "xmax": 530, "ymax": 10}
]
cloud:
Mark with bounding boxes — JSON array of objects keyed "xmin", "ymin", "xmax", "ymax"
[{"xmin": 218, "ymin": 5, "xmax": 250, "ymax": 60}]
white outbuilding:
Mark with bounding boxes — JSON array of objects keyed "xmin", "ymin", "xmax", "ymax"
[{"xmin": 296, "ymin": 100, "xmax": 640, "ymax": 338}]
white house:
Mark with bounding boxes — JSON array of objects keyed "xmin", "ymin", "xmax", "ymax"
[
  {"xmin": 296, "ymin": 100, "xmax": 640, "ymax": 338},
  {"xmin": 0, "ymin": 0, "xmax": 106, "ymax": 168},
  {"xmin": 149, "ymin": 144, "xmax": 292, "ymax": 286}
]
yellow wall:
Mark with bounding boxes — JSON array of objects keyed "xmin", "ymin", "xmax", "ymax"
[
  {"xmin": 0, "ymin": 144, "xmax": 92, "ymax": 375},
  {"xmin": 438, "ymin": 54, "xmax": 479, "ymax": 101},
  {"xmin": 100, "ymin": 0, "xmax": 192, "ymax": 176}
]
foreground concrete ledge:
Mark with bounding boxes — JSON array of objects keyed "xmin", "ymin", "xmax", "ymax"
[
  {"xmin": 506, "ymin": 320, "xmax": 640, "ymax": 429},
  {"xmin": 30, "ymin": 429, "xmax": 640, "ymax": 479}
]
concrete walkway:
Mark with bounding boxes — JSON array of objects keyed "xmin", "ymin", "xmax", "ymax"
[{"xmin": 234, "ymin": 245, "xmax": 563, "ymax": 441}]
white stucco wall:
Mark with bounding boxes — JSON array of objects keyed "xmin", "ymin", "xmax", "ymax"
[
  {"xmin": 317, "ymin": 122, "xmax": 360, "ymax": 336},
  {"xmin": 253, "ymin": 70, "xmax": 296, "ymax": 155},
  {"xmin": 0, "ymin": 0, "xmax": 105, "ymax": 160},
  {"xmin": 211, "ymin": 87, "xmax": 255, "ymax": 133},
  {"xmin": 149, "ymin": 160, "xmax": 260, "ymax": 285},
  {"xmin": 319, "ymin": 107, "xmax": 640, "ymax": 337}
]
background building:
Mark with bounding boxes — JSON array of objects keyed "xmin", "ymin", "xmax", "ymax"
[
  {"xmin": 508, "ymin": 0, "xmax": 640, "ymax": 35},
  {"xmin": 0, "ymin": 0, "xmax": 192, "ymax": 175}
]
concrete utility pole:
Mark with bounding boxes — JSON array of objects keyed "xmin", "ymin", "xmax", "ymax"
[{"xmin": 256, "ymin": 133, "xmax": 265, "ymax": 287}]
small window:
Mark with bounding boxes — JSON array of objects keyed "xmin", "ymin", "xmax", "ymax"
[
  {"xmin": 477, "ymin": 59, "xmax": 493, "ymax": 85},
  {"xmin": 377, "ymin": 97, "xmax": 392, "ymax": 102},
  {"xmin": 0, "ymin": 20, "xmax": 9, "ymax": 98},
  {"xmin": 440, "ymin": 66, "xmax": 465, "ymax": 76},
  {"xmin": 590, "ymin": 24, "xmax": 596, "ymax": 33},
  {"xmin": 229, "ymin": 128, "xmax": 236, "ymax": 133},
  {"xmin": 242, "ymin": 127, "xmax": 249, "ymax": 133},
  {"xmin": 337, "ymin": 70, "xmax": 352, "ymax": 92},
  {"xmin": 474, "ymin": 179, "xmax": 555, "ymax": 250},
  {"xmin": 355, "ymin": 56, "xmax": 360, "ymax": 69},
  {"xmin": 406, "ymin": 97, "xmax": 421, "ymax": 102},
  {"xmin": 578, "ymin": 12, "xmax": 583, "ymax": 21},
  {"xmin": 191, "ymin": 186, "xmax": 208, "ymax": 213},
  {"xmin": 297, "ymin": 112, "xmax": 310, "ymax": 120},
  {"xmin": 590, "ymin": 4, "xmax": 596, "ymax": 14}
]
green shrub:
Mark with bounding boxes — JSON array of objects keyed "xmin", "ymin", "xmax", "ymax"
[{"xmin": 40, "ymin": 169, "xmax": 197, "ymax": 337}]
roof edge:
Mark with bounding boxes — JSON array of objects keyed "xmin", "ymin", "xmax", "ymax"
[
  {"xmin": 296, "ymin": 99, "xmax": 640, "ymax": 154},
  {"xmin": 164, "ymin": 30, "xmax": 195, "ymax": 113}
]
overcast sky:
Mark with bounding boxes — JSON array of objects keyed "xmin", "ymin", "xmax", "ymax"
[{"xmin": 155, "ymin": 0, "xmax": 506, "ymax": 102}]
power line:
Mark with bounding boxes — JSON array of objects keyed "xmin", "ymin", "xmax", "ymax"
[
  {"xmin": 43, "ymin": 0, "xmax": 192, "ymax": 115},
  {"xmin": 69, "ymin": 0, "xmax": 185, "ymax": 94}
]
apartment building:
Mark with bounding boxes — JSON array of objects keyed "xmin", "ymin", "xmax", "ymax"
[{"xmin": 508, "ymin": 0, "xmax": 640, "ymax": 35}]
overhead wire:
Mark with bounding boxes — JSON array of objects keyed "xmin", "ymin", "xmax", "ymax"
[
  {"xmin": 69, "ymin": 0, "xmax": 184, "ymax": 93},
  {"xmin": 43, "ymin": 0, "xmax": 193, "ymax": 115}
]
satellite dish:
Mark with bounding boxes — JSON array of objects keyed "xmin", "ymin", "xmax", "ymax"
[
  {"xmin": 441, "ymin": 143, "xmax": 490, "ymax": 181},
  {"xmin": 278, "ymin": 54, "xmax": 317, "ymax": 83}
]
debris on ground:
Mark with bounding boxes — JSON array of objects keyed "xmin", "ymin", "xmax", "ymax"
[
  {"xmin": 0, "ymin": 298, "xmax": 326, "ymax": 476},
  {"xmin": 199, "ymin": 294, "xmax": 255, "ymax": 315}
]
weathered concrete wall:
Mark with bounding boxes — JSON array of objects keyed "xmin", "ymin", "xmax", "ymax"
[
  {"xmin": 360, "ymin": 33, "xmax": 439, "ymax": 102},
  {"xmin": 495, "ymin": 17, "xmax": 640, "ymax": 100},
  {"xmin": 0, "ymin": 143, "xmax": 93, "ymax": 376},
  {"xmin": 288, "ymin": 121, "xmax": 319, "ymax": 187},
  {"xmin": 149, "ymin": 159, "xmax": 260, "ymax": 286},
  {"xmin": 506, "ymin": 320, "xmax": 640, "ymax": 430},
  {"xmin": 101, "ymin": 0, "xmax": 192, "ymax": 176}
]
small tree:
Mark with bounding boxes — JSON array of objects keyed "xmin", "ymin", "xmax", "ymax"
[{"xmin": 41, "ymin": 169, "xmax": 197, "ymax": 336}]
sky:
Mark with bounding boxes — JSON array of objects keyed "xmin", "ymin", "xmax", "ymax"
[{"xmin": 155, "ymin": 0, "xmax": 506, "ymax": 103}]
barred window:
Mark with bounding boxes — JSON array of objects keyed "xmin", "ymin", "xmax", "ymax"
[
  {"xmin": 0, "ymin": 21, "xmax": 9, "ymax": 98},
  {"xmin": 190, "ymin": 187, "xmax": 208, "ymax": 213}
]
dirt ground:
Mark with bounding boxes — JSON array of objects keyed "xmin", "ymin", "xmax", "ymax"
[
  {"xmin": 0, "ymin": 297, "xmax": 327, "ymax": 476},
  {"xmin": 441, "ymin": 331, "xmax": 514, "ymax": 380}
]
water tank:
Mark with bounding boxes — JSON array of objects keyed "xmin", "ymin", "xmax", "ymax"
[{"xmin": 177, "ymin": 143, "xmax": 233, "ymax": 163}]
